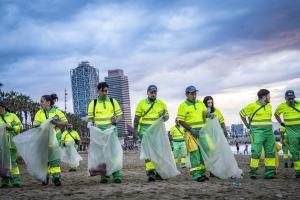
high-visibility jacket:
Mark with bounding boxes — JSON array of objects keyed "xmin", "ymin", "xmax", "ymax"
[
  {"xmin": 240, "ymin": 100, "xmax": 272, "ymax": 126},
  {"xmin": 177, "ymin": 99, "xmax": 207, "ymax": 129},
  {"xmin": 61, "ymin": 130, "xmax": 80, "ymax": 145},
  {"xmin": 0, "ymin": 112, "xmax": 23, "ymax": 146},
  {"xmin": 87, "ymin": 97, "xmax": 122, "ymax": 126},
  {"xmin": 33, "ymin": 107, "xmax": 67, "ymax": 134},
  {"xmin": 275, "ymin": 101, "xmax": 300, "ymax": 126},
  {"xmin": 135, "ymin": 98, "xmax": 168, "ymax": 126},
  {"xmin": 170, "ymin": 125, "xmax": 185, "ymax": 141},
  {"xmin": 211, "ymin": 108, "xmax": 225, "ymax": 125}
]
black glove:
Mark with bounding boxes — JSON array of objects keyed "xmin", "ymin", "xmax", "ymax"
[
  {"xmin": 133, "ymin": 129, "xmax": 139, "ymax": 143},
  {"xmin": 207, "ymin": 113, "xmax": 215, "ymax": 119},
  {"xmin": 5, "ymin": 125, "xmax": 13, "ymax": 131},
  {"xmin": 190, "ymin": 128, "xmax": 199, "ymax": 138},
  {"xmin": 280, "ymin": 122, "xmax": 286, "ymax": 127},
  {"xmin": 245, "ymin": 124, "xmax": 250, "ymax": 129}
]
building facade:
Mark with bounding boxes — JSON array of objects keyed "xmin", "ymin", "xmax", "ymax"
[
  {"xmin": 70, "ymin": 61, "xmax": 99, "ymax": 118},
  {"xmin": 105, "ymin": 69, "xmax": 132, "ymax": 136}
]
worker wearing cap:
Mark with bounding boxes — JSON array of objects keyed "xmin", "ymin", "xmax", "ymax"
[
  {"xmin": 133, "ymin": 85, "xmax": 169, "ymax": 181},
  {"xmin": 177, "ymin": 86, "xmax": 211, "ymax": 182},
  {"xmin": 240, "ymin": 89, "xmax": 276, "ymax": 179},
  {"xmin": 170, "ymin": 119, "xmax": 187, "ymax": 168},
  {"xmin": 275, "ymin": 90, "xmax": 300, "ymax": 178}
]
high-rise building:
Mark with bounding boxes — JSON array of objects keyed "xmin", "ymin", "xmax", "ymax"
[
  {"xmin": 70, "ymin": 61, "xmax": 99, "ymax": 118},
  {"xmin": 231, "ymin": 124, "xmax": 244, "ymax": 136},
  {"xmin": 105, "ymin": 69, "xmax": 132, "ymax": 136}
]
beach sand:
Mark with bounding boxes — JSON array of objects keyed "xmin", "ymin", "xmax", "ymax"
[{"xmin": 0, "ymin": 152, "xmax": 299, "ymax": 200}]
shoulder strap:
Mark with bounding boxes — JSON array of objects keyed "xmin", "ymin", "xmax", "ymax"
[
  {"xmin": 0, "ymin": 114, "xmax": 7, "ymax": 124},
  {"xmin": 93, "ymin": 99, "xmax": 97, "ymax": 116},
  {"xmin": 109, "ymin": 97, "xmax": 116, "ymax": 115},
  {"xmin": 67, "ymin": 131, "xmax": 76, "ymax": 140},
  {"xmin": 289, "ymin": 105, "xmax": 300, "ymax": 114},
  {"xmin": 175, "ymin": 126, "xmax": 185, "ymax": 136},
  {"xmin": 43, "ymin": 110, "xmax": 48, "ymax": 119},
  {"xmin": 249, "ymin": 105, "xmax": 265, "ymax": 125},
  {"xmin": 142, "ymin": 101, "xmax": 155, "ymax": 117}
]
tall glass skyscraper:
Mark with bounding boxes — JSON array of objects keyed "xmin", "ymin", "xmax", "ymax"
[
  {"xmin": 105, "ymin": 69, "xmax": 132, "ymax": 136},
  {"xmin": 70, "ymin": 61, "xmax": 99, "ymax": 118}
]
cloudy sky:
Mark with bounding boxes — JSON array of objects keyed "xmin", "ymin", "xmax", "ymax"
[{"xmin": 1, "ymin": 0, "xmax": 300, "ymax": 129}]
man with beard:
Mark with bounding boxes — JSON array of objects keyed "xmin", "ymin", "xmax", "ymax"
[
  {"xmin": 275, "ymin": 90, "xmax": 300, "ymax": 178},
  {"xmin": 240, "ymin": 89, "xmax": 276, "ymax": 179}
]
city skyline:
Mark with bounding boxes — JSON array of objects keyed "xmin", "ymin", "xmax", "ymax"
[{"xmin": 1, "ymin": 1, "xmax": 300, "ymax": 129}]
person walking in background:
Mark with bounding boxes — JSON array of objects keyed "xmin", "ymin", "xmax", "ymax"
[
  {"xmin": 61, "ymin": 124, "xmax": 81, "ymax": 171},
  {"xmin": 170, "ymin": 119, "xmax": 187, "ymax": 168}
]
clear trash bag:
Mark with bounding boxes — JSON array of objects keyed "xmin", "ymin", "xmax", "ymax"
[
  {"xmin": 199, "ymin": 118, "xmax": 243, "ymax": 179},
  {"xmin": 88, "ymin": 124, "xmax": 123, "ymax": 176},
  {"xmin": 13, "ymin": 119, "xmax": 60, "ymax": 182},
  {"xmin": 61, "ymin": 141, "xmax": 82, "ymax": 168},
  {"xmin": 0, "ymin": 125, "xmax": 12, "ymax": 178},
  {"xmin": 140, "ymin": 118, "xmax": 180, "ymax": 179}
]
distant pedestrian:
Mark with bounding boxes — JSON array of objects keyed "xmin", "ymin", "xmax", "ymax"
[
  {"xmin": 244, "ymin": 142, "xmax": 249, "ymax": 155},
  {"xmin": 236, "ymin": 142, "xmax": 240, "ymax": 154}
]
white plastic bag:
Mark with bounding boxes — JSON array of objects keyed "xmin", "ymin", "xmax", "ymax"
[
  {"xmin": 198, "ymin": 118, "xmax": 243, "ymax": 179},
  {"xmin": 13, "ymin": 119, "xmax": 60, "ymax": 182},
  {"xmin": 88, "ymin": 124, "xmax": 123, "ymax": 176},
  {"xmin": 140, "ymin": 118, "xmax": 180, "ymax": 179},
  {"xmin": 61, "ymin": 141, "xmax": 82, "ymax": 167},
  {"xmin": 0, "ymin": 125, "xmax": 12, "ymax": 178}
]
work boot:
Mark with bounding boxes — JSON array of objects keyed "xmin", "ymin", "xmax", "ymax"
[
  {"xmin": 291, "ymin": 163, "xmax": 294, "ymax": 168},
  {"xmin": 52, "ymin": 174, "xmax": 62, "ymax": 186},
  {"xmin": 196, "ymin": 176, "xmax": 206, "ymax": 182},
  {"xmin": 42, "ymin": 175, "xmax": 49, "ymax": 186},
  {"xmin": 148, "ymin": 174, "xmax": 155, "ymax": 182},
  {"xmin": 53, "ymin": 177, "xmax": 62, "ymax": 186},
  {"xmin": 112, "ymin": 171, "xmax": 122, "ymax": 183},
  {"xmin": 284, "ymin": 163, "xmax": 288, "ymax": 168},
  {"xmin": 100, "ymin": 176, "xmax": 109, "ymax": 184},
  {"xmin": 11, "ymin": 176, "xmax": 21, "ymax": 188},
  {"xmin": 155, "ymin": 173, "xmax": 163, "ymax": 181}
]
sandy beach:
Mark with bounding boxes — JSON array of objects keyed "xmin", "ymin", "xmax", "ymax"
[{"xmin": 0, "ymin": 152, "xmax": 299, "ymax": 200}]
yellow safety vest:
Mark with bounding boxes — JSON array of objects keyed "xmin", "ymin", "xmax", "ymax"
[
  {"xmin": 87, "ymin": 97, "xmax": 122, "ymax": 126},
  {"xmin": 240, "ymin": 100, "xmax": 272, "ymax": 126},
  {"xmin": 275, "ymin": 101, "xmax": 300, "ymax": 126}
]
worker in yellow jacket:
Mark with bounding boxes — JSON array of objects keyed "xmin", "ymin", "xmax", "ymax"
[
  {"xmin": 177, "ymin": 86, "xmax": 212, "ymax": 182},
  {"xmin": 133, "ymin": 85, "xmax": 169, "ymax": 182},
  {"xmin": 203, "ymin": 96, "xmax": 228, "ymax": 137},
  {"xmin": 61, "ymin": 124, "xmax": 81, "ymax": 171},
  {"xmin": 240, "ymin": 89, "xmax": 276, "ymax": 179},
  {"xmin": 0, "ymin": 101, "xmax": 23, "ymax": 187},
  {"xmin": 87, "ymin": 82, "xmax": 123, "ymax": 184},
  {"xmin": 170, "ymin": 119, "xmax": 187, "ymax": 168},
  {"xmin": 279, "ymin": 126, "xmax": 293, "ymax": 168},
  {"xmin": 275, "ymin": 90, "xmax": 300, "ymax": 178},
  {"xmin": 34, "ymin": 95, "xmax": 68, "ymax": 186}
]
